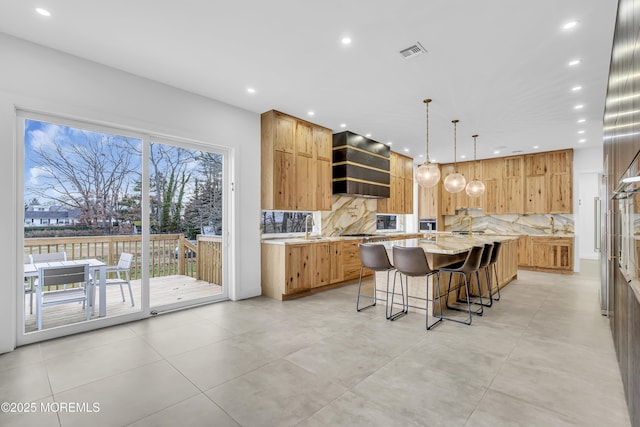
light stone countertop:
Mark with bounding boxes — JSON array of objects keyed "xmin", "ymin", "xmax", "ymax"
[
  {"xmin": 261, "ymin": 232, "xmax": 423, "ymax": 245},
  {"xmin": 380, "ymin": 235, "xmax": 519, "ymax": 255}
]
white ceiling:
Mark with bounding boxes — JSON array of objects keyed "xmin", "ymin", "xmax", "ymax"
[{"xmin": 0, "ymin": 1, "xmax": 618, "ymax": 164}]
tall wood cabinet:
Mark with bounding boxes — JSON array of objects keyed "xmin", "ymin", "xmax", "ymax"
[
  {"xmin": 525, "ymin": 149, "xmax": 573, "ymax": 214},
  {"xmin": 377, "ymin": 152, "xmax": 414, "ymax": 214},
  {"xmin": 261, "ymin": 110, "xmax": 332, "ymax": 211}
]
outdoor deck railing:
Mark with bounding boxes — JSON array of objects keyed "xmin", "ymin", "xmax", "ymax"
[{"xmin": 23, "ymin": 234, "xmax": 222, "ymax": 285}]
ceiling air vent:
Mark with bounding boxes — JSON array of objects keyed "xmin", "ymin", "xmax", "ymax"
[{"xmin": 399, "ymin": 42, "xmax": 427, "ymax": 59}]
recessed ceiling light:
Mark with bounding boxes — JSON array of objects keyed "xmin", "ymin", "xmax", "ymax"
[
  {"xmin": 36, "ymin": 8, "xmax": 51, "ymax": 16},
  {"xmin": 578, "ymin": 130, "xmax": 585, "ymax": 134},
  {"xmin": 563, "ymin": 21, "xmax": 578, "ymax": 30},
  {"xmin": 404, "ymin": 148, "xmax": 410, "ymax": 152},
  {"xmin": 568, "ymin": 59, "xmax": 581, "ymax": 66},
  {"xmin": 307, "ymin": 111, "xmax": 315, "ymax": 116},
  {"xmin": 533, "ymin": 145, "xmax": 539, "ymax": 149},
  {"xmin": 387, "ymin": 142, "xmax": 393, "ymax": 146},
  {"xmin": 493, "ymin": 150, "xmax": 500, "ymax": 154},
  {"xmin": 578, "ymin": 118, "xmax": 586, "ymax": 123},
  {"xmin": 341, "ymin": 37, "xmax": 352, "ymax": 45},
  {"xmin": 340, "ymin": 123, "xmax": 346, "ymax": 128},
  {"xmin": 365, "ymin": 133, "xmax": 372, "ymax": 137},
  {"xmin": 418, "ymin": 154, "xmax": 424, "ymax": 158},
  {"xmin": 246, "ymin": 87, "xmax": 256, "ymax": 94},
  {"xmin": 578, "ymin": 139, "xmax": 586, "ymax": 143},
  {"xmin": 574, "ymin": 104, "xmax": 584, "ymax": 109},
  {"xmin": 571, "ymin": 86, "xmax": 582, "ymax": 92},
  {"xmin": 460, "ymin": 155, "xmax": 466, "ymax": 159},
  {"xmin": 431, "ymin": 158, "xmax": 437, "ymax": 163}
]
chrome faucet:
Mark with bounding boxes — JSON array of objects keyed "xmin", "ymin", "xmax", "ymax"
[
  {"xmin": 550, "ymin": 216, "xmax": 555, "ymax": 235},
  {"xmin": 457, "ymin": 215, "xmax": 473, "ymax": 237},
  {"xmin": 305, "ymin": 214, "xmax": 315, "ymax": 239}
]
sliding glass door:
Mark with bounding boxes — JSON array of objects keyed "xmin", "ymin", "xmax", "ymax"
[
  {"xmin": 148, "ymin": 139, "xmax": 227, "ymax": 312},
  {"xmin": 18, "ymin": 112, "xmax": 229, "ymax": 343}
]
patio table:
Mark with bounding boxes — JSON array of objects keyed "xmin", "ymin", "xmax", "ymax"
[{"xmin": 24, "ymin": 259, "xmax": 108, "ymax": 318}]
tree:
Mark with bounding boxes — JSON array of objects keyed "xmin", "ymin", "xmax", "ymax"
[
  {"xmin": 183, "ymin": 152, "xmax": 223, "ymax": 235},
  {"xmin": 149, "ymin": 144, "xmax": 194, "ymax": 233},
  {"xmin": 27, "ymin": 125, "xmax": 140, "ymax": 233}
]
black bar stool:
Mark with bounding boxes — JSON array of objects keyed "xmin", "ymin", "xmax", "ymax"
[
  {"xmin": 391, "ymin": 246, "xmax": 443, "ymax": 330},
  {"xmin": 477, "ymin": 243, "xmax": 494, "ymax": 307},
  {"xmin": 438, "ymin": 245, "xmax": 484, "ymax": 325},
  {"xmin": 356, "ymin": 243, "xmax": 394, "ymax": 313},
  {"xmin": 487, "ymin": 241, "xmax": 502, "ymax": 302}
]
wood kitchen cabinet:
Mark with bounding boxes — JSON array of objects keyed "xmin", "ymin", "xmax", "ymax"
[
  {"xmin": 341, "ymin": 240, "xmax": 363, "ymax": 281},
  {"xmin": 377, "ymin": 152, "xmax": 414, "ymax": 214},
  {"xmin": 434, "ymin": 149, "xmax": 571, "ymax": 216},
  {"xmin": 525, "ymin": 149, "xmax": 572, "ymax": 214},
  {"xmin": 417, "ymin": 177, "xmax": 440, "ymax": 220},
  {"xmin": 314, "ymin": 243, "xmax": 331, "ymax": 288},
  {"xmin": 518, "ymin": 235, "xmax": 573, "ymax": 273},
  {"xmin": 261, "ymin": 238, "xmax": 372, "ymax": 300},
  {"xmin": 518, "ymin": 236, "xmax": 531, "ymax": 266},
  {"xmin": 284, "ymin": 244, "xmax": 313, "ymax": 294},
  {"xmin": 261, "ymin": 110, "xmax": 333, "ymax": 211}
]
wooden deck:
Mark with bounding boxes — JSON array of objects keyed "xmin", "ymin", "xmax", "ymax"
[{"xmin": 24, "ymin": 275, "xmax": 223, "ymax": 333}]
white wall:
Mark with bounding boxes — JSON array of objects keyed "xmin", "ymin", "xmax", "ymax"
[
  {"xmin": 0, "ymin": 34, "xmax": 262, "ymax": 353},
  {"xmin": 573, "ymin": 147, "xmax": 604, "ymax": 269}
]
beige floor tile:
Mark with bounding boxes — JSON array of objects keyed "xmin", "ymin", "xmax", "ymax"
[
  {"xmin": 126, "ymin": 394, "xmax": 240, "ymax": 427},
  {"xmin": 45, "ymin": 337, "xmax": 163, "ymax": 393},
  {"xmin": 466, "ymin": 389, "xmax": 580, "ymax": 426},
  {"xmin": 206, "ymin": 359, "xmax": 346, "ymax": 427},
  {"xmin": 55, "ymin": 360, "xmax": 200, "ymax": 427},
  {"xmin": 296, "ymin": 391, "xmax": 424, "ymax": 427},
  {"xmin": 0, "ymin": 361, "xmax": 51, "ymax": 403},
  {"xmin": 0, "ymin": 396, "xmax": 61, "ymax": 427},
  {"xmin": 139, "ymin": 320, "xmax": 234, "ymax": 358},
  {"xmin": 0, "ymin": 342, "xmax": 43, "ymax": 372},
  {"xmin": 167, "ymin": 337, "xmax": 279, "ymax": 391}
]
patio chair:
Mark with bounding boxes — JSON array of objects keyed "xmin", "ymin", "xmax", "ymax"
[
  {"xmin": 35, "ymin": 264, "xmax": 92, "ymax": 330},
  {"xmin": 100, "ymin": 253, "xmax": 135, "ymax": 307},
  {"xmin": 26, "ymin": 251, "xmax": 67, "ymax": 314}
]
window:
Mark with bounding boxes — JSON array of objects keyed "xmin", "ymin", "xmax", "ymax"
[
  {"xmin": 376, "ymin": 214, "xmax": 402, "ymax": 231},
  {"xmin": 262, "ymin": 211, "xmax": 314, "ymax": 234}
]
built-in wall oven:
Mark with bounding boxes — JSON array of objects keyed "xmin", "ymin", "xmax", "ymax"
[{"xmin": 612, "ymin": 152, "xmax": 640, "ymax": 298}]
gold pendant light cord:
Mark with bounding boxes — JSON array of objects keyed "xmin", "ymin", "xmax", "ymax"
[
  {"xmin": 472, "ymin": 134, "xmax": 478, "ymax": 180},
  {"xmin": 424, "ymin": 99, "xmax": 431, "ymax": 164},
  {"xmin": 452, "ymin": 119, "xmax": 459, "ymax": 171}
]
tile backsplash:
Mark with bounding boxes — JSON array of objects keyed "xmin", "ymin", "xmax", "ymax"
[
  {"xmin": 321, "ymin": 195, "xmax": 377, "ymax": 236},
  {"xmin": 445, "ymin": 210, "xmax": 574, "ymax": 235}
]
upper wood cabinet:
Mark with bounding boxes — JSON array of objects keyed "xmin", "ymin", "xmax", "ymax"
[
  {"xmin": 525, "ymin": 149, "xmax": 572, "ymax": 214},
  {"xmin": 437, "ymin": 149, "xmax": 571, "ymax": 215},
  {"xmin": 377, "ymin": 151, "xmax": 414, "ymax": 214},
  {"xmin": 417, "ymin": 178, "xmax": 440, "ymax": 219},
  {"xmin": 314, "ymin": 127, "xmax": 332, "ymax": 161},
  {"xmin": 261, "ymin": 110, "xmax": 333, "ymax": 211}
]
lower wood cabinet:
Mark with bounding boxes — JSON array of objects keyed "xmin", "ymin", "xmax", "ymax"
[
  {"xmin": 261, "ymin": 239, "xmax": 370, "ymax": 300},
  {"xmin": 518, "ymin": 235, "xmax": 573, "ymax": 273}
]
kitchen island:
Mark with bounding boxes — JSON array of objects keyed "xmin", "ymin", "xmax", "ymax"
[{"xmin": 374, "ymin": 235, "xmax": 519, "ymax": 316}]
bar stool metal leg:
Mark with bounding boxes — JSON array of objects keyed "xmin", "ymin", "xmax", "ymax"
[{"xmin": 388, "ymin": 270, "xmax": 408, "ymax": 320}]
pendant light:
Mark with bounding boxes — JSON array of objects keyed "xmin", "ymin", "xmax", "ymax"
[
  {"xmin": 465, "ymin": 134, "xmax": 486, "ymax": 197},
  {"xmin": 443, "ymin": 119, "xmax": 466, "ymax": 193},
  {"xmin": 415, "ymin": 98, "xmax": 441, "ymax": 188}
]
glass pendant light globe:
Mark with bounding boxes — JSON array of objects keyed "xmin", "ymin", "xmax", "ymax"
[
  {"xmin": 416, "ymin": 162, "xmax": 441, "ymax": 188},
  {"xmin": 466, "ymin": 179, "xmax": 486, "ymax": 197},
  {"xmin": 415, "ymin": 99, "xmax": 441, "ymax": 188},
  {"xmin": 444, "ymin": 172, "xmax": 466, "ymax": 193},
  {"xmin": 465, "ymin": 134, "xmax": 485, "ymax": 197}
]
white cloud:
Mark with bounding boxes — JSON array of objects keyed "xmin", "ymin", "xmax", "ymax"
[
  {"xmin": 29, "ymin": 167, "xmax": 52, "ymax": 185},
  {"xmin": 28, "ymin": 124, "xmax": 63, "ymax": 152}
]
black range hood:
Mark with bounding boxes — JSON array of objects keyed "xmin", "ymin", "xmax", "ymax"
[{"xmin": 332, "ymin": 131, "xmax": 390, "ymax": 198}]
